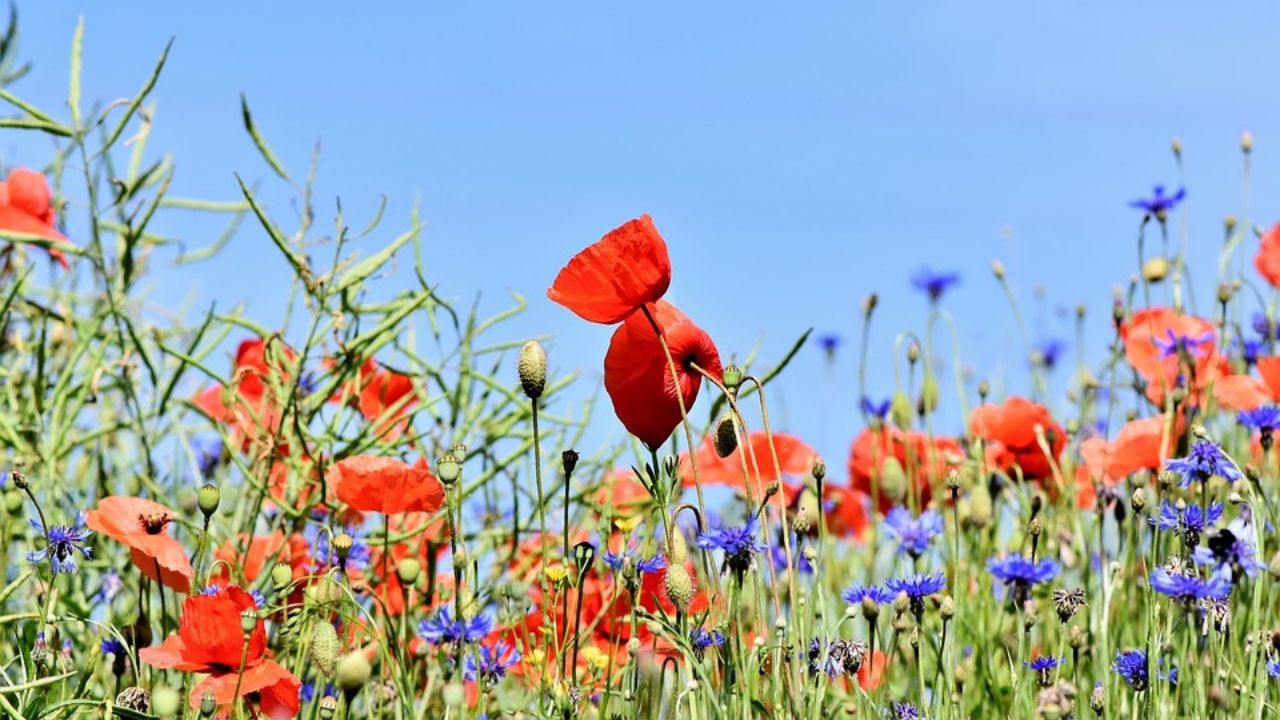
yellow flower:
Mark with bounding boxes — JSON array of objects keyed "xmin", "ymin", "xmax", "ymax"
[
  {"xmin": 543, "ymin": 564, "xmax": 568, "ymax": 584},
  {"xmin": 614, "ymin": 515, "xmax": 642, "ymax": 534}
]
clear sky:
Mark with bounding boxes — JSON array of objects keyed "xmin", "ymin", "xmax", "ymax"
[{"xmin": 9, "ymin": 3, "xmax": 1280, "ymax": 475}]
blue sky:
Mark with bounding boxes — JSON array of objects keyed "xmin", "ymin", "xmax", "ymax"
[{"xmin": 9, "ymin": 3, "xmax": 1280, "ymax": 474}]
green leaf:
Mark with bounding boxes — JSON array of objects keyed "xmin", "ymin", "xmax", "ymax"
[
  {"xmin": 240, "ymin": 93, "xmax": 291, "ymax": 182},
  {"xmin": 101, "ymin": 36, "xmax": 172, "ymax": 152},
  {"xmin": 68, "ymin": 16, "xmax": 83, "ymax": 128},
  {"xmin": 235, "ymin": 173, "xmax": 309, "ymax": 280},
  {"xmin": 334, "ymin": 223, "xmax": 423, "ymax": 293},
  {"xmin": 0, "ymin": 117, "xmax": 71, "ymax": 137}
]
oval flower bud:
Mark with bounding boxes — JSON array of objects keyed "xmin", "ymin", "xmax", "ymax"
[{"xmin": 517, "ymin": 340, "xmax": 547, "ymax": 400}]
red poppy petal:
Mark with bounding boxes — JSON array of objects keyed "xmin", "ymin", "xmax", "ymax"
[{"xmin": 548, "ymin": 215, "xmax": 672, "ymax": 324}]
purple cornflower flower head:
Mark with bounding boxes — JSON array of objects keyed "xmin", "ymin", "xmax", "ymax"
[
  {"xmin": 1113, "ymin": 649, "xmax": 1149, "ymax": 690},
  {"xmin": 1268, "ymin": 660, "xmax": 1280, "ymax": 679},
  {"xmin": 911, "ymin": 267, "xmax": 961, "ymax": 301},
  {"xmin": 1150, "ymin": 500, "xmax": 1224, "ymax": 546},
  {"xmin": 1194, "ymin": 529, "xmax": 1267, "ymax": 578},
  {"xmin": 1129, "ymin": 184, "xmax": 1185, "ymax": 216},
  {"xmin": 95, "ymin": 567, "xmax": 123, "ymax": 605},
  {"xmin": 1160, "ymin": 664, "xmax": 1179, "ymax": 686},
  {"xmin": 842, "ymin": 583, "xmax": 896, "ymax": 607},
  {"xmin": 1149, "ymin": 567, "xmax": 1232, "ymax": 603},
  {"xmin": 885, "ymin": 572, "xmax": 947, "ymax": 616},
  {"xmin": 1024, "ymin": 656, "xmax": 1063, "ymax": 687},
  {"xmin": 987, "ymin": 555, "xmax": 1059, "ymax": 602},
  {"xmin": 890, "ymin": 702, "xmax": 922, "ymax": 720},
  {"xmin": 1252, "ymin": 312, "xmax": 1279, "ymax": 340},
  {"xmin": 1239, "ymin": 406, "xmax": 1280, "ymax": 432},
  {"xmin": 861, "ymin": 396, "xmax": 891, "ymax": 420},
  {"xmin": 817, "ymin": 333, "xmax": 841, "ymax": 357},
  {"xmin": 199, "ymin": 583, "xmax": 265, "ymax": 607},
  {"xmin": 101, "ymin": 638, "xmax": 126, "ymax": 656},
  {"xmin": 1153, "ymin": 328, "xmax": 1215, "ymax": 360},
  {"xmin": 602, "ymin": 545, "xmax": 666, "ymax": 576},
  {"xmin": 464, "ymin": 641, "xmax": 521, "ymax": 684},
  {"xmin": 689, "ymin": 627, "xmax": 726, "ymax": 652},
  {"xmin": 883, "ymin": 506, "xmax": 944, "ymax": 558},
  {"xmin": 193, "ymin": 436, "xmax": 223, "ymax": 479},
  {"xmin": 1032, "ymin": 339, "xmax": 1067, "ymax": 370},
  {"xmin": 1163, "ymin": 440, "xmax": 1241, "ymax": 488},
  {"xmin": 697, "ymin": 516, "xmax": 765, "ymax": 579},
  {"xmin": 419, "ymin": 608, "xmax": 494, "ymax": 645},
  {"xmin": 26, "ymin": 512, "xmax": 92, "ymax": 574},
  {"xmin": 299, "ymin": 371, "xmax": 320, "ymax": 396},
  {"xmin": 1240, "ymin": 337, "xmax": 1264, "ymax": 366},
  {"xmin": 770, "ymin": 544, "xmax": 813, "ymax": 575}
]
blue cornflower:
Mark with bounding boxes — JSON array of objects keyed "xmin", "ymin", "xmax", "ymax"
[
  {"xmin": 861, "ymin": 396, "xmax": 891, "ymax": 420},
  {"xmin": 842, "ymin": 583, "xmax": 896, "ymax": 607},
  {"xmin": 1033, "ymin": 339, "xmax": 1067, "ymax": 370},
  {"xmin": 987, "ymin": 555, "xmax": 1059, "ymax": 602},
  {"xmin": 193, "ymin": 436, "xmax": 223, "ymax": 479},
  {"xmin": 697, "ymin": 516, "xmax": 765, "ymax": 579},
  {"xmin": 771, "ymin": 544, "xmax": 813, "ymax": 575},
  {"xmin": 26, "ymin": 512, "xmax": 92, "ymax": 574},
  {"xmin": 1150, "ymin": 500, "xmax": 1223, "ymax": 546},
  {"xmin": 602, "ymin": 545, "xmax": 666, "ymax": 576},
  {"xmin": 1194, "ymin": 528, "xmax": 1267, "ymax": 578},
  {"xmin": 1149, "ymin": 567, "xmax": 1232, "ymax": 603},
  {"xmin": 1268, "ymin": 660, "xmax": 1280, "ymax": 679},
  {"xmin": 1160, "ymin": 663, "xmax": 1179, "ymax": 686},
  {"xmin": 1024, "ymin": 656, "xmax": 1063, "ymax": 687},
  {"xmin": 464, "ymin": 641, "xmax": 521, "ymax": 684},
  {"xmin": 884, "ymin": 572, "xmax": 947, "ymax": 616},
  {"xmin": 1153, "ymin": 329, "xmax": 1215, "ymax": 359},
  {"xmin": 1252, "ymin": 312, "xmax": 1279, "ymax": 340},
  {"xmin": 419, "ymin": 608, "xmax": 493, "ymax": 645},
  {"xmin": 1113, "ymin": 649, "xmax": 1150, "ymax": 691},
  {"xmin": 817, "ymin": 334, "xmax": 841, "ymax": 357},
  {"xmin": 1163, "ymin": 440, "xmax": 1241, "ymax": 488},
  {"xmin": 101, "ymin": 638, "xmax": 126, "ymax": 656},
  {"xmin": 911, "ymin": 267, "xmax": 961, "ymax": 301},
  {"xmin": 1129, "ymin": 184, "xmax": 1186, "ymax": 216},
  {"xmin": 1239, "ymin": 406, "xmax": 1280, "ymax": 432},
  {"xmin": 883, "ymin": 506, "xmax": 944, "ymax": 558},
  {"xmin": 690, "ymin": 627, "xmax": 726, "ymax": 654},
  {"xmin": 890, "ymin": 702, "xmax": 922, "ymax": 720},
  {"xmin": 95, "ymin": 567, "xmax": 123, "ymax": 606},
  {"xmin": 1241, "ymin": 337, "xmax": 1264, "ymax": 366},
  {"xmin": 299, "ymin": 371, "xmax": 320, "ymax": 396},
  {"xmin": 198, "ymin": 583, "xmax": 266, "ymax": 608}
]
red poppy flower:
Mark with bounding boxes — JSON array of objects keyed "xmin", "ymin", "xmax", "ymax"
[
  {"xmin": 0, "ymin": 169, "xmax": 72, "ymax": 268},
  {"xmin": 548, "ymin": 214, "xmax": 672, "ymax": 324},
  {"xmin": 970, "ymin": 397, "xmax": 1065, "ymax": 481},
  {"xmin": 1078, "ymin": 415, "xmax": 1179, "ymax": 485},
  {"xmin": 366, "ymin": 511, "xmax": 450, "ymax": 616},
  {"xmin": 328, "ymin": 456, "xmax": 444, "ymax": 515},
  {"xmin": 212, "ymin": 531, "xmax": 311, "ymax": 587},
  {"xmin": 86, "ymin": 496, "xmax": 194, "ymax": 593},
  {"xmin": 847, "ymin": 428, "xmax": 964, "ymax": 512},
  {"xmin": 681, "ymin": 432, "xmax": 817, "ymax": 496},
  {"xmin": 1216, "ymin": 357, "xmax": 1280, "ymax": 411},
  {"xmin": 604, "ymin": 300, "xmax": 722, "ymax": 450},
  {"xmin": 1121, "ymin": 307, "xmax": 1229, "ymax": 406},
  {"xmin": 139, "ymin": 585, "xmax": 300, "ymax": 718},
  {"xmin": 194, "ymin": 338, "xmax": 298, "ymax": 450},
  {"xmin": 331, "ymin": 358, "xmax": 417, "ymax": 440},
  {"xmin": 1256, "ymin": 223, "xmax": 1280, "ymax": 287}
]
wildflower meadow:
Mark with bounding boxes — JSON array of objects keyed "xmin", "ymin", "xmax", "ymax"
[{"xmin": 3, "ymin": 7, "xmax": 1280, "ymax": 720}]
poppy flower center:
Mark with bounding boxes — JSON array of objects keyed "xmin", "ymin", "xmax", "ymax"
[{"xmin": 138, "ymin": 513, "xmax": 172, "ymax": 535}]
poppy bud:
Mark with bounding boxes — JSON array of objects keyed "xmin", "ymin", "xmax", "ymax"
[
  {"xmin": 517, "ymin": 340, "xmax": 547, "ymax": 400},
  {"xmin": 906, "ymin": 342, "xmax": 920, "ymax": 365},
  {"xmin": 669, "ymin": 527, "xmax": 688, "ymax": 564},
  {"xmin": 721, "ymin": 364, "xmax": 743, "ymax": 390},
  {"xmin": 443, "ymin": 682, "xmax": 466, "ymax": 707},
  {"xmin": 861, "ymin": 293, "xmax": 878, "ymax": 317},
  {"xmin": 319, "ymin": 696, "xmax": 338, "ymax": 719},
  {"xmin": 890, "ymin": 391, "xmax": 913, "ymax": 430},
  {"xmin": 240, "ymin": 610, "xmax": 258, "ymax": 635},
  {"xmin": 397, "ymin": 558, "xmax": 421, "ymax": 585},
  {"xmin": 336, "ymin": 650, "xmax": 372, "ymax": 693},
  {"xmin": 4, "ymin": 489, "xmax": 21, "ymax": 515},
  {"xmin": 977, "ymin": 380, "xmax": 990, "ymax": 401},
  {"xmin": 713, "ymin": 414, "xmax": 738, "ymax": 458},
  {"xmin": 436, "ymin": 453, "xmax": 461, "ymax": 485},
  {"xmin": 664, "ymin": 563, "xmax": 695, "ymax": 612},
  {"xmin": 152, "ymin": 687, "xmax": 180, "ymax": 719},
  {"xmin": 561, "ymin": 449, "xmax": 579, "ymax": 477},
  {"xmin": 311, "ymin": 621, "xmax": 339, "ymax": 678},
  {"xmin": 200, "ymin": 692, "xmax": 217, "ymax": 717},
  {"xmin": 992, "ymin": 259, "xmax": 1005, "ymax": 280},
  {"xmin": 197, "ymin": 483, "xmax": 220, "ymax": 518},
  {"xmin": 1142, "ymin": 256, "xmax": 1169, "ymax": 283},
  {"xmin": 1242, "ymin": 130, "xmax": 1254, "ymax": 154},
  {"xmin": 1171, "ymin": 136, "xmax": 1182, "ymax": 157},
  {"xmin": 878, "ymin": 458, "xmax": 908, "ymax": 504},
  {"xmin": 270, "ymin": 562, "xmax": 293, "ymax": 591},
  {"xmin": 918, "ymin": 374, "xmax": 939, "ymax": 415},
  {"xmin": 966, "ymin": 484, "xmax": 993, "ymax": 529}
]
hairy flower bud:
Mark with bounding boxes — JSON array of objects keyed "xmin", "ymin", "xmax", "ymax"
[
  {"xmin": 664, "ymin": 563, "xmax": 695, "ymax": 613},
  {"xmin": 311, "ymin": 621, "xmax": 339, "ymax": 678},
  {"xmin": 517, "ymin": 340, "xmax": 547, "ymax": 400}
]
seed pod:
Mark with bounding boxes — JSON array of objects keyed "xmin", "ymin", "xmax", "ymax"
[
  {"xmin": 335, "ymin": 651, "xmax": 372, "ymax": 693},
  {"xmin": 197, "ymin": 484, "xmax": 220, "ymax": 518},
  {"xmin": 713, "ymin": 414, "xmax": 738, "ymax": 458},
  {"xmin": 664, "ymin": 563, "xmax": 695, "ymax": 613},
  {"xmin": 517, "ymin": 341, "xmax": 547, "ymax": 400},
  {"xmin": 151, "ymin": 687, "xmax": 181, "ymax": 719},
  {"xmin": 311, "ymin": 621, "xmax": 339, "ymax": 678}
]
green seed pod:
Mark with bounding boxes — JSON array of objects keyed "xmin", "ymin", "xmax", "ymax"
[
  {"xmin": 664, "ymin": 563, "xmax": 695, "ymax": 613},
  {"xmin": 319, "ymin": 696, "xmax": 338, "ymax": 719},
  {"xmin": 436, "ymin": 452, "xmax": 462, "ymax": 485},
  {"xmin": 200, "ymin": 692, "xmax": 217, "ymax": 717},
  {"xmin": 335, "ymin": 651, "xmax": 372, "ymax": 693},
  {"xmin": 713, "ymin": 414, "xmax": 738, "ymax": 458},
  {"xmin": 270, "ymin": 562, "xmax": 293, "ymax": 591},
  {"xmin": 397, "ymin": 558, "xmax": 421, "ymax": 585},
  {"xmin": 517, "ymin": 340, "xmax": 547, "ymax": 400},
  {"xmin": 197, "ymin": 484, "xmax": 220, "ymax": 519},
  {"xmin": 240, "ymin": 610, "xmax": 258, "ymax": 635},
  {"xmin": 721, "ymin": 364, "xmax": 743, "ymax": 390},
  {"xmin": 311, "ymin": 621, "xmax": 339, "ymax": 678},
  {"xmin": 443, "ymin": 682, "xmax": 466, "ymax": 707}
]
